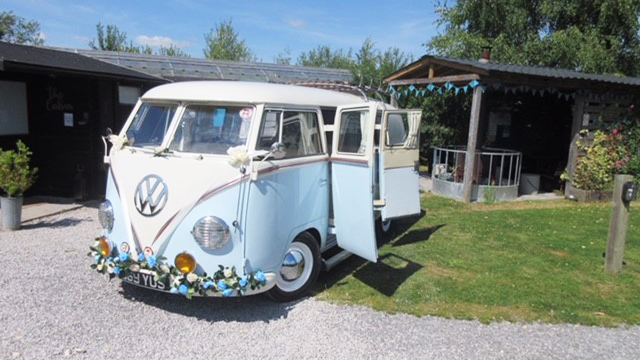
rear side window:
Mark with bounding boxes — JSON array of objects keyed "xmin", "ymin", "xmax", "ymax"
[{"xmin": 257, "ymin": 109, "xmax": 322, "ymax": 158}]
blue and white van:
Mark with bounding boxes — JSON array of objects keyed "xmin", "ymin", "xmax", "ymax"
[{"xmin": 91, "ymin": 81, "xmax": 422, "ymax": 301}]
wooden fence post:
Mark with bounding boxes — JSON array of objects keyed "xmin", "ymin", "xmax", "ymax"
[{"xmin": 604, "ymin": 174, "xmax": 634, "ymax": 274}]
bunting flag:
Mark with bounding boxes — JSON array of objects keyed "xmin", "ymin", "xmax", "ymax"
[{"xmin": 387, "ymin": 80, "xmax": 630, "ymax": 104}]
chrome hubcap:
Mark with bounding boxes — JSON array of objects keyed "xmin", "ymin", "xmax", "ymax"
[{"xmin": 280, "ymin": 250, "xmax": 305, "ymax": 281}]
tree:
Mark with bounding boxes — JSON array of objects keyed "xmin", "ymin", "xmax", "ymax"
[
  {"xmin": 158, "ymin": 44, "xmax": 190, "ymax": 57},
  {"xmin": 296, "ymin": 45, "xmax": 353, "ymax": 69},
  {"xmin": 0, "ymin": 11, "xmax": 43, "ymax": 45},
  {"xmin": 274, "ymin": 46, "xmax": 292, "ymax": 65},
  {"xmin": 352, "ymin": 38, "xmax": 412, "ymax": 88},
  {"xmin": 427, "ymin": 0, "xmax": 640, "ymax": 76},
  {"xmin": 89, "ymin": 23, "xmax": 141, "ymax": 53},
  {"xmin": 203, "ymin": 19, "xmax": 256, "ymax": 61}
]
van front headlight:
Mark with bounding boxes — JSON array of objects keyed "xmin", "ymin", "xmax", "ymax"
[
  {"xmin": 191, "ymin": 216, "xmax": 230, "ymax": 250},
  {"xmin": 98, "ymin": 200, "xmax": 114, "ymax": 232}
]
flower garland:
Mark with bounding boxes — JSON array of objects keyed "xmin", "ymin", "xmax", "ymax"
[{"xmin": 88, "ymin": 238, "xmax": 267, "ymax": 299}]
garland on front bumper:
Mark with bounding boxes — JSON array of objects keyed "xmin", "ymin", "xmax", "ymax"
[{"xmin": 88, "ymin": 238, "xmax": 267, "ymax": 299}]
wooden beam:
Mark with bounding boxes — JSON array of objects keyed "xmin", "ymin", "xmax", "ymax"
[
  {"xmin": 462, "ymin": 86, "xmax": 483, "ymax": 203},
  {"xmin": 383, "ymin": 58, "xmax": 430, "ymax": 82},
  {"xmin": 565, "ymin": 95, "xmax": 585, "ymax": 195},
  {"xmin": 428, "ymin": 66, "xmax": 434, "ymax": 79},
  {"xmin": 388, "ymin": 74, "xmax": 481, "ymax": 86}
]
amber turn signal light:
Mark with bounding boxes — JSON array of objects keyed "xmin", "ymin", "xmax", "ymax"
[{"xmin": 175, "ymin": 252, "xmax": 196, "ymax": 274}]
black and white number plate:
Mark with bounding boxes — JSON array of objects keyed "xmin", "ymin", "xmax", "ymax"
[{"xmin": 124, "ymin": 270, "xmax": 168, "ymax": 291}]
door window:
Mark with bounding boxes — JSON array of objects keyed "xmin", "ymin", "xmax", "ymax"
[
  {"xmin": 337, "ymin": 109, "xmax": 369, "ymax": 154},
  {"xmin": 257, "ymin": 110, "xmax": 322, "ymax": 158}
]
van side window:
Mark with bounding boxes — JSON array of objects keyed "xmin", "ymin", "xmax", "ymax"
[
  {"xmin": 257, "ymin": 110, "xmax": 322, "ymax": 158},
  {"xmin": 338, "ymin": 109, "xmax": 369, "ymax": 154}
]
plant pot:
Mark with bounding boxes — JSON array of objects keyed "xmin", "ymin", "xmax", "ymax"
[
  {"xmin": 565, "ymin": 184, "xmax": 612, "ymax": 202},
  {"xmin": 1, "ymin": 196, "xmax": 23, "ymax": 231}
]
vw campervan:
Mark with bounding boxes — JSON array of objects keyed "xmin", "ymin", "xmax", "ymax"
[{"xmin": 90, "ymin": 81, "xmax": 421, "ymax": 301}]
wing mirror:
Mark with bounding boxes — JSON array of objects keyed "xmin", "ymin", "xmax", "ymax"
[{"xmin": 270, "ymin": 142, "xmax": 286, "ymax": 159}]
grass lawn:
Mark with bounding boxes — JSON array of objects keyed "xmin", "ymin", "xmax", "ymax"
[{"xmin": 314, "ymin": 194, "xmax": 640, "ymax": 326}]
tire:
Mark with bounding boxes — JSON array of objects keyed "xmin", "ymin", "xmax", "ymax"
[
  {"xmin": 375, "ymin": 217, "xmax": 393, "ymax": 236},
  {"xmin": 267, "ymin": 232, "xmax": 321, "ymax": 302}
]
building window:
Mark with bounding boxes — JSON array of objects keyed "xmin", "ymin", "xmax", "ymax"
[
  {"xmin": 0, "ymin": 81, "xmax": 28, "ymax": 135},
  {"xmin": 118, "ymin": 86, "xmax": 140, "ymax": 105}
]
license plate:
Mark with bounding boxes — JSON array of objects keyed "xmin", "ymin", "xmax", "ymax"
[{"xmin": 124, "ymin": 270, "xmax": 169, "ymax": 291}]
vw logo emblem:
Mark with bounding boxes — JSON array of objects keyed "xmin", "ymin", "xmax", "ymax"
[{"xmin": 134, "ymin": 175, "xmax": 168, "ymax": 217}]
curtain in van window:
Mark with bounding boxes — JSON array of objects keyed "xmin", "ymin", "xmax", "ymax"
[{"xmin": 405, "ymin": 111, "xmax": 421, "ymax": 149}]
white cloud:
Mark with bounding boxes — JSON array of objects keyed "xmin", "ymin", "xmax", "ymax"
[
  {"xmin": 135, "ymin": 35, "xmax": 188, "ymax": 49},
  {"xmin": 285, "ymin": 19, "xmax": 306, "ymax": 29}
]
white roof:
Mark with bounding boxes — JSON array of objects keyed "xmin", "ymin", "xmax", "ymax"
[{"xmin": 141, "ymin": 81, "xmax": 365, "ymax": 106}]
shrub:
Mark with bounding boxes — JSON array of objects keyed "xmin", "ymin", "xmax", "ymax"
[
  {"xmin": 0, "ymin": 140, "xmax": 38, "ymax": 197},
  {"xmin": 572, "ymin": 131, "xmax": 616, "ymax": 191}
]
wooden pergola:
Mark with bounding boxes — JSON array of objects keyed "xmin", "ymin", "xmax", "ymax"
[{"xmin": 384, "ymin": 55, "xmax": 640, "ymax": 202}]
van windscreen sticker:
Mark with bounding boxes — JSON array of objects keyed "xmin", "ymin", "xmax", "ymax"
[{"xmin": 239, "ymin": 108, "xmax": 253, "ymax": 119}]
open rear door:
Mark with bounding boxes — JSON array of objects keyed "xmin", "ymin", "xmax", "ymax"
[
  {"xmin": 379, "ymin": 110, "xmax": 422, "ymax": 221},
  {"xmin": 331, "ymin": 103, "xmax": 378, "ymax": 262}
]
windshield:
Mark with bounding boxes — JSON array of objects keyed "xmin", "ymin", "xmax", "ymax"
[
  {"xmin": 169, "ymin": 105, "xmax": 254, "ymax": 154},
  {"xmin": 126, "ymin": 103, "xmax": 177, "ymax": 148}
]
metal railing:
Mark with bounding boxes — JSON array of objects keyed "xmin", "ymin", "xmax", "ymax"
[{"xmin": 432, "ymin": 146, "xmax": 522, "ymax": 187}]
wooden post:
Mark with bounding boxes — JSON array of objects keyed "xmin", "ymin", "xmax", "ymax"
[
  {"xmin": 462, "ymin": 86, "xmax": 483, "ymax": 203},
  {"xmin": 604, "ymin": 174, "xmax": 634, "ymax": 274},
  {"xmin": 565, "ymin": 95, "xmax": 585, "ymax": 195}
]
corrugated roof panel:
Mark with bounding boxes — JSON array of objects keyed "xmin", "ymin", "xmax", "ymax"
[
  {"xmin": 430, "ymin": 56, "xmax": 640, "ymax": 86},
  {"xmin": 70, "ymin": 49, "xmax": 352, "ymax": 84}
]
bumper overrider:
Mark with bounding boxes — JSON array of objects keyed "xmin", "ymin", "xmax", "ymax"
[{"xmin": 88, "ymin": 237, "xmax": 275, "ymax": 298}]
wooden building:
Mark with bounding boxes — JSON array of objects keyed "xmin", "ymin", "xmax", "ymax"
[
  {"xmin": 0, "ymin": 41, "xmax": 165, "ymax": 199},
  {"xmin": 384, "ymin": 53, "xmax": 640, "ymax": 202}
]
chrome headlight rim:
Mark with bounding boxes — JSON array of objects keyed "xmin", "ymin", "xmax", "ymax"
[
  {"xmin": 98, "ymin": 200, "xmax": 114, "ymax": 232},
  {"xmin": 191, "ymin": 216, "xmax": 230, "ymax": 251}
]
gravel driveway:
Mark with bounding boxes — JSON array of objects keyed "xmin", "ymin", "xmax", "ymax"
[{"xmin": 1, "ymin": 207, "xmax": 638, "ymax": 359}]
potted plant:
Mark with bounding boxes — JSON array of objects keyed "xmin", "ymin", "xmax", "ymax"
[{"xmin": 0, "ymin": 140, "xmax": 38, "ymax": 230}]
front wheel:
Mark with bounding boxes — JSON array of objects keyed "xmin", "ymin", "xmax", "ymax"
[{"xmin": 267, "ymin": 232, "xmax": 320, "ymax": 302}]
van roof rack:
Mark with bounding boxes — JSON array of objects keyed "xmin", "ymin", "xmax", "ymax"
[{"xmin": 292, "ymin": 81, "xmax": 389, "ymax": 103}]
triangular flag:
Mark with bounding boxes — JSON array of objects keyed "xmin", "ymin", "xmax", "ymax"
[
  {"xmin": 469, "ymin": 79, "xmax": 479, "ymax": 88},
  {"xmin": 427, "ymin": 84, "xmax": 435, "ymax": 92},
  {"xmin": 445, "ymin": 82, "xmax": 453, "ymax": 91},
  {"xmin": 455, "ymin": 88, "xmax": 460, "ymax": 95}
]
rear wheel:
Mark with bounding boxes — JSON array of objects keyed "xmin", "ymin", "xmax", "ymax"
[{"xmin": 267, "ymin": 232, "xmax": 320, "ymax": 302}]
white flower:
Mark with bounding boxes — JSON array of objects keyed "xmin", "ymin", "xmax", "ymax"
[
  {"xmin": 129, "ymin": 264, "xmax": 140, "ymax": 272},
  {"xmin": 159, "ymin": 264, "xmax": 170, "ymax": 274},
  {"xmin": 107, "ymin": 264, "xmax": 115, "ymax": 274},
  {"xmin": 97, "ymin": 264, "xmax": 104, "ymax": 271},
  {"xmin": 227, "ymin": 146, "xmax": 250, "ymax": 167},
  {"xmin": 107, "ymin": 134, "xmax": 128, "ymax": 153},
  {"xmin": 223, "ymin": 267, "xmax": 233, "ymax": 278},
  {"xmin": 229, "ymin": 278, "xmax": 238, "ymax": 287},
  {"xmin": 186, "ymin": 273, "xmax": 199, "ymax": 283},
  {"xmin": 172, "ymin": 276, "xmax": 182, "ymax": 287}
]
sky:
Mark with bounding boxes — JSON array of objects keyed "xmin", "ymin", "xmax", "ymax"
[{"xmin": 4, "ymin": 0, "xmax": 442, "ymax": 63}]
